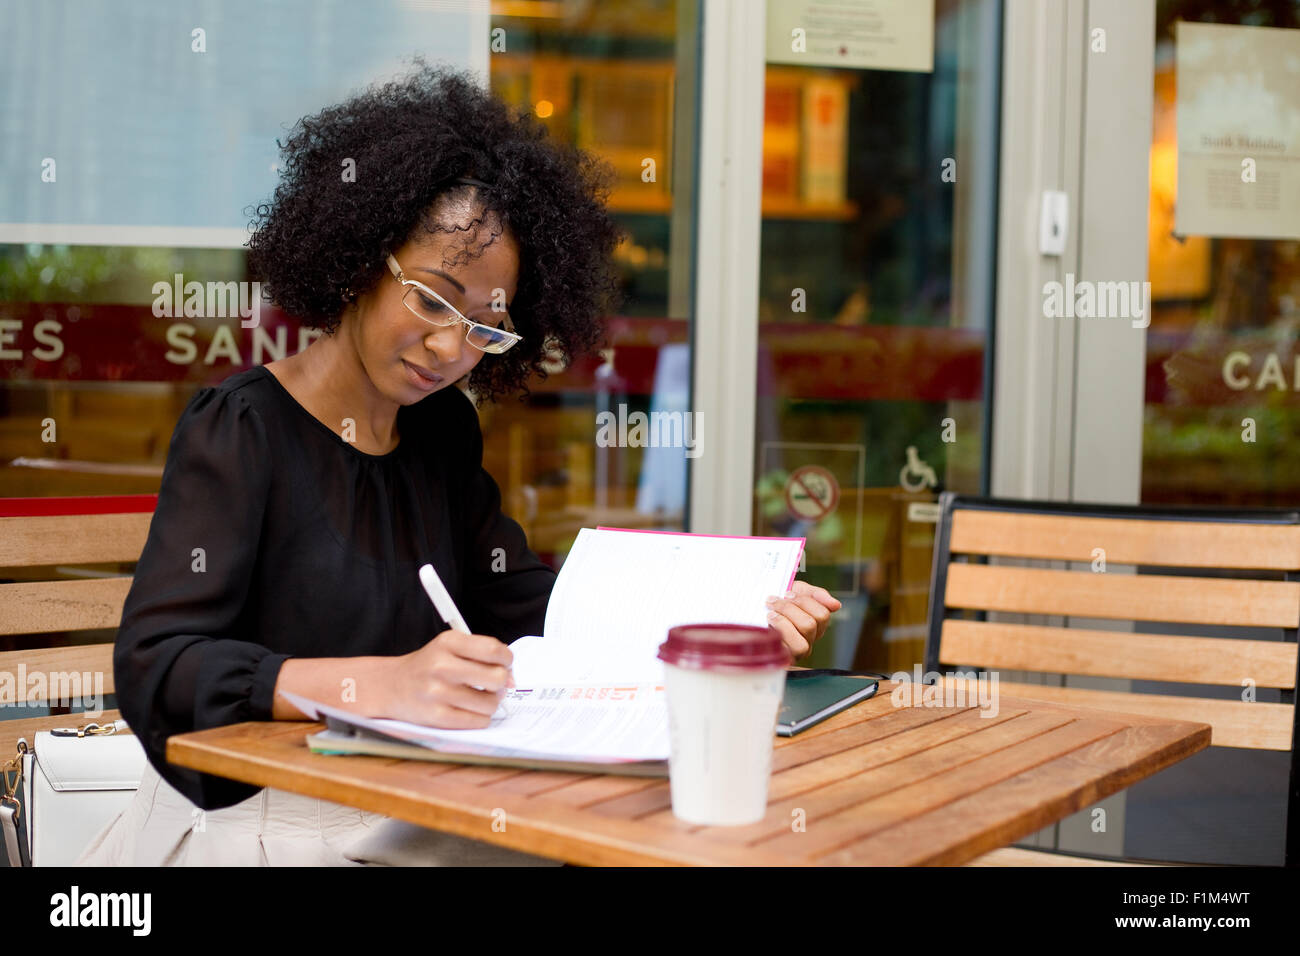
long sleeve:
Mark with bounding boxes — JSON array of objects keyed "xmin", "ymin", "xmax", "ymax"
[
  {"xmin": 446, "ymin": 391, "xmax": 557, "ymax": 644},
  {"xmin": 114, "ymin": 386, "xmax": 290, "ymax": 810}
]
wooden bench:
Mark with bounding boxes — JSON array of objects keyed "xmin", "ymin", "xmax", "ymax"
[
  {"xmin": 922, "ymin": 493, "xmax": 1300, "ymax": 866},
  {"xmin": 0, "ymin": 494, "xmax": 156, "ymax": 756}
]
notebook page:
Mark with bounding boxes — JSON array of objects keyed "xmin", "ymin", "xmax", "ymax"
[
  {"xmin": 281, "ymin": 687, "xmax": 668, "ymax": 762},
  {"xmin": 525, "ymin": 527, "xmax": 804, "ymax": 685},
  {"xmin": 506, "ymin": 634, "xmax": 586, "ymax": 688}
]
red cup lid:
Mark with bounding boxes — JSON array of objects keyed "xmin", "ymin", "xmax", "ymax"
[{"xmin": 657, "ymin": 623, "xmax": 791, "ymax": 672}]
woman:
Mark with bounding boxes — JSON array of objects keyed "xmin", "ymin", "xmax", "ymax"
[{"xmin": 79, "ymin": 64, "xmax": 838, "ymax": 867}]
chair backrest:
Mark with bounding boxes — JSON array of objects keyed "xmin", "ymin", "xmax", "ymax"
[
  {"xmin": 0, "ymin": 495, "xmax": 156, "ymax": 755},
  {"xmin": 923, "ymin": 492, "xmax": 1300, "ymax": 864}
]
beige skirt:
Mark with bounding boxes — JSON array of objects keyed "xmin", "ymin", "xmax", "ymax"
[{"xmin": 75, "ymin": 759, "xmax": 562, "ymax": 867}]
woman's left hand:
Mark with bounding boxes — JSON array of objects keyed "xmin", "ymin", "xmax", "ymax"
[{"xmin": 765, "ymin": 580, "xmax": 842, "ymax": 660}]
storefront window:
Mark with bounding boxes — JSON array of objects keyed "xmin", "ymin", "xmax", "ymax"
[
  {"xmin": 1143, "ymin": 0, "xmax": 1300, "ymax": 506},
  {"xmin": 0, "ymin": 0, "xmax": 701, "ymax": 574}
]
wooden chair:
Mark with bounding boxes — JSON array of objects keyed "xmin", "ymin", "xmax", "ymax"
[
  {"xmin": 922, "ymin": 493, "xmax": 1300, "ymax": 866},
  {"xmin": 0, "ymin": 495, "xmax": 156, "ymax": 756}
]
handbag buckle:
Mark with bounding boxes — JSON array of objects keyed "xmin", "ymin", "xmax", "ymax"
[{"xmin": 51, "ymin": 721, "xmax": 120, "ymax": 738}]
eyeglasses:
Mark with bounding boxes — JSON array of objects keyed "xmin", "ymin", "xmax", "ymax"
[{"xmin": 386, "ymin": 255, "xmax": 522, "ymax": 354}]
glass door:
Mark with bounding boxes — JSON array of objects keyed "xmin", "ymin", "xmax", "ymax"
[{"xmin": 751, "ymin": 0, "xmax": 1002, "ymax": 674}]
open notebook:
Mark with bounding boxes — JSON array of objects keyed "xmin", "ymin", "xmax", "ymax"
[{"xmin": 280, "ymin": 527, "xmax": 805, "ymax": 773}]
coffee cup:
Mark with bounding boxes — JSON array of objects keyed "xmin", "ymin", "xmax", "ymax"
[{"xmin": 656, "ymin": 623, "xmax": 791, "ymax": 825}]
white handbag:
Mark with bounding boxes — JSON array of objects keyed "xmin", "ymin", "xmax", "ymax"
[{"xmin": 1, "ymin": 720, "xmax": 146, "ymax": 867}]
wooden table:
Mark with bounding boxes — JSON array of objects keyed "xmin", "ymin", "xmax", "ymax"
[{"xmin": 166, "ymin": 681, "xmax": 1211, "ymax": 865}]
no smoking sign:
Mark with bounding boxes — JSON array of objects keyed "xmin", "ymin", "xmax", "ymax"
[{"xmin": 784, "ymin": 465, "xmax": 839, "ymax": 521}]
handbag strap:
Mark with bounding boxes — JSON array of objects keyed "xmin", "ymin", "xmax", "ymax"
[{"xmin": 1, "ymin": 740, "xmax": 31, "ymax": 867}]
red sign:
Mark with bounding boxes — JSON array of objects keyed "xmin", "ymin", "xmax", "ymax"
[{"xmin": 0, "ymin": 303, "xmax": 986, "ymax": 402}]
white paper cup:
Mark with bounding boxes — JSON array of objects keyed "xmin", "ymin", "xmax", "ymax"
[{"xmin": 658, "ymin": 624, "xmax": 791, "ymax": 826}]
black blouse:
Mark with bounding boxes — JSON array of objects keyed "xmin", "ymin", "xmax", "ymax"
[{"xmin": 114, "ymin": 365, "xmax": 557, "ymax": 810}]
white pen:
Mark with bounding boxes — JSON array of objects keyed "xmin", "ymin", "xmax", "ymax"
[
  {"xmin": 418, "ymin": 562, "xmax": 472, "ymax": 634},
  {"xmin": 417, "ymin": 563, "xmax": 514, "ymax": 705}
]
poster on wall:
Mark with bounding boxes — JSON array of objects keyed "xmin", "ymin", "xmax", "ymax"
[
  {"xmin": 1175, "ymin": 21, "xmax": 1300, "ymax": 241},
  {"xmin": 765, "ymin": 0, "xmax": 934, "ymax": 73}
]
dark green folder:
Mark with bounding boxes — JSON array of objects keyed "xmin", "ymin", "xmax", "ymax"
[{"xmin": 777, "ymin": 673, "xmax": 879, "ymax": 736}]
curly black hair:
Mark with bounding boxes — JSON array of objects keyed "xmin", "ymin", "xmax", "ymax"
[{"xmin": 245, "ymin": 61, "xmax": 624, "ymax": 405}]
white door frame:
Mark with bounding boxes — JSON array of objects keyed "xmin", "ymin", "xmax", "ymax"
[{"xmin": 688, "ymin": 0, "xmax": 767, "ymax": 536}]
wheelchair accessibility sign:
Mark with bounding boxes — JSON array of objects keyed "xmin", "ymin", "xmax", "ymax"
[{"xmin": 785, "ymin": 465, "xmax": 839, "ymax": 521}]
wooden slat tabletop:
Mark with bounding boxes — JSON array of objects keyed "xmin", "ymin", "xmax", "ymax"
[{"xmin": 166, "ymin": 681, "xmax": 1211, "ymax": 866}]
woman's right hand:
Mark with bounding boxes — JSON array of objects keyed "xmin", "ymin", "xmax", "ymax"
[{"xmin": 383, "ymin": 629, "xmax": 515, "ymax": 728}]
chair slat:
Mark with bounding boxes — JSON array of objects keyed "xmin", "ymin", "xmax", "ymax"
[
  {"xmin": 950, "ymin": 510, "xmax": 1300, "ymax": 570},
  {"xmin": 0, "ymin": 709, "xmax": 127, "ymax": 759},
  {"xmin": 945, "ymin": 563, "xmax": 1300, "ymax": 628},
  {"xmin": 940, "ymin": 619, "xmax": 1298, "ymax": 689},
  {"xmin": 938, "ymin": 677, "xmax": 1293, "ymax": 750},
  {"xmin": 0, "ymin": 578, "xmax": 133, "ymax": 635},
  {"xmin": 0, "ymin": 644, "xmax": 116, "ymax": 702},
  {"xmin": 0, "ymin": 512, "xmax": 152, "ymax": 567}
]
